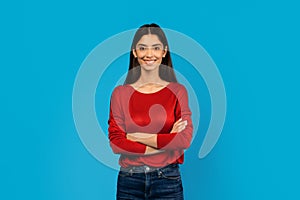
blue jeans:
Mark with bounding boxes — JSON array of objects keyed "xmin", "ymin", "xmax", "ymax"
[{"xmin": 117, "ymin": 164, "xmax": 184, "ymax": 200}]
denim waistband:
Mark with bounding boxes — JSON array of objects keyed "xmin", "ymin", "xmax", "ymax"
[{"xmin": 120, "ymin": 163, "xmax": 178, "ymax": 174}]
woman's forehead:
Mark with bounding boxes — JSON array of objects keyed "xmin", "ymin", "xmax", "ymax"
[{"xmin": 137, "ymin": 34, "xmax": 163, "ymax": 46}]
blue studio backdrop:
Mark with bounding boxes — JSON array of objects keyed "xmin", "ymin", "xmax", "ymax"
[{"xmin": 1, "ymin": 0, "xmax": 300, "ymax": 199}]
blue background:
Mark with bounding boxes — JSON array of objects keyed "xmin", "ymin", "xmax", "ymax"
[{"xmin": 1, "ymin": 0, "xmax": 300, "ymax": 199}]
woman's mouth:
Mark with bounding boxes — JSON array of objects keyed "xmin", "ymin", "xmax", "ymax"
[{"xmin": 143, "ymin": 59, "xmax": 156, "ymax": 65}]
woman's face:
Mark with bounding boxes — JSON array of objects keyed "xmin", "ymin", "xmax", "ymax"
[{"xmin": 133, "ymin": 34, "xmax": 167, "ymax": 71}]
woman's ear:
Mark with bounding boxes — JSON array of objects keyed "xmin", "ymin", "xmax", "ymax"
[
  {"xmin": 132, "ymin": 49, "xmax": 137, "ymax": 58},
  {"xmin": 163, "ymin": 46, "xmax": 168, "ymax": 57}
]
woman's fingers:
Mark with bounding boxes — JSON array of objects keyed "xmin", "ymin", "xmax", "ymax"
[
  {"xmin": 171, "ymin": 120, "xmax": 187, "ymax": 133},
  {"xmin": 177, "ymin": 124, "xmax": 186, "ymax": 132},
  {"xmin": 176, "ymin": 120, "xmax": 187, "ymax": 128},
  {"xmin": 171, "ymin": 119, "xmax": 182, "ymax": 133},
  {"xmin": 173, "ymin": 118, "xmax": 182, "ymax": 127}
]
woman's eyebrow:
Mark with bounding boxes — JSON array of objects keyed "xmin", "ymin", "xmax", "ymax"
[{"xmin": 137, "ymin": 43, "xmax": 163, "ymax": 47}]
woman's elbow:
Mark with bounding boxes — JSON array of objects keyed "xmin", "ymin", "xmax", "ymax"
[
  {"xmin": 181, "ymin": 138, "xmax": 192, "ymax": 149},
  {"xmin": 109, "ymin": 140, "xmax": 123, "ymax": 154}
]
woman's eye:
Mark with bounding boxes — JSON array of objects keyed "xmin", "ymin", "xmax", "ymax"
[
  {"xmin": 139, "ymin": 47, "xmax": 145, "ymax": 51},
  {"xmin": 154, "ymin": 47, "xmax": 161, "ymax": 50}
]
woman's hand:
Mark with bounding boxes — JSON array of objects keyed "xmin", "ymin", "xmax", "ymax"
[
  {"xmin": 145, "ymin": 146, "xmax": 164, "ymax": 155},
  {"xmin": 170, "ymin": 118, "xmax": 187, "ymax": 133}
]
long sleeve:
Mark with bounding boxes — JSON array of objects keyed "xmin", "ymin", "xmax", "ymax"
[
  {"xmin": 108, "ymin": 87, "xmax": 146, "ymax": 155},
  {"xmin": 156, "ymin": 85, "xmax": 193, "ymax": 150}
]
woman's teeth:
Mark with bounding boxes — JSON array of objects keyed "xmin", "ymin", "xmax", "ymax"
[{"xmin": 144, "ymin": 60, "xmax": 155, "ymax": 65}]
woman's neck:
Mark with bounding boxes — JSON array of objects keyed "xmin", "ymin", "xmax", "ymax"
[
  {"xmin": 138, "ymin": 68, "xmax": 163, "ymax": 85},
  {"xmin": 130, "ymin": 67, "xmax": 170, "ymax": 93}
]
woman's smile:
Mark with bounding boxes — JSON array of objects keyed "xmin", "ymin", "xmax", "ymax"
[{"xmin": 142, "ymin": 58, "xmax": 157, "ymax": 65}]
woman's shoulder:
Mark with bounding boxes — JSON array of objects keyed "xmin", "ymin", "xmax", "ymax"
[
  {"xmin": 111, "ymin": 84, "xmax": 134, "ymax": 96},
  {"xmin": 168, "ymin": 82, "xmax": 187, "ymax": 92}
]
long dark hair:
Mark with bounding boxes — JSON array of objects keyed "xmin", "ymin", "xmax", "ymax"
[{"xmin": 124, "ymin": 23, "xmax": 177, "ymax": 84}]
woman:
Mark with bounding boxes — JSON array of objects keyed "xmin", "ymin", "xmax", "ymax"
[{"xmin": 108, "ymin": 23, "xmax": 193, "ymax": 199}]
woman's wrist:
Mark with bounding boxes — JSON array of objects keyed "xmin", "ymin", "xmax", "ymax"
[{"xmin": 145, "ymin": 146, "xmax": 163, "ymax": 155}]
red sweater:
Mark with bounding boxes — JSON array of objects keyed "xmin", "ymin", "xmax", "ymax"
[{"xmin": 108, "ymin": 82, "xmax": 193, "ymax": 168}]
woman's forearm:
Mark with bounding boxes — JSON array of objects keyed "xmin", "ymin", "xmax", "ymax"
[
  {"xmin": 127, "ymin": 132, "xmax": 158, "ymax": 148},
  {"xmin": 126, "ymin": 119, "xmax": 188, "ymax": 149}
]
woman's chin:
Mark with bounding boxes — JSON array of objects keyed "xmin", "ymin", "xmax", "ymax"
[{"xmin": 140, "ymin": 64, "xmax": 160, "ymax": 71}]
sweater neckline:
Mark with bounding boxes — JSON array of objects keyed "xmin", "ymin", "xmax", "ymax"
[{"xmin": 127, "ymin": 82, "xmax": 173, "ymax": 95}]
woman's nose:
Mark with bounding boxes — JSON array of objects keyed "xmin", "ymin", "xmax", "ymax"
[{"xmin": 145, "ymin": 48, "xmax": 154, "ymax": 57}]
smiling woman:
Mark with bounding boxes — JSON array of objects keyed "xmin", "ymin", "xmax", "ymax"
[{"xmin": 108, "ymin": 23, "xmax": 193, "ymax": 199}]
